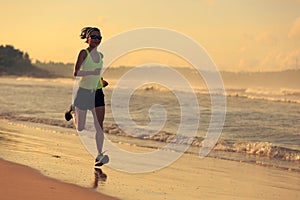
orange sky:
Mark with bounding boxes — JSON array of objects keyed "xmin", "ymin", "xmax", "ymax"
[{"xmin": 1, "ymin": 0, "xmax": 300, "ymax": 71}]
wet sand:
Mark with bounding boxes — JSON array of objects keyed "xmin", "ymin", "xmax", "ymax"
[{"xmin": 0, "ymin": 119, "xmax": 300, "ymax": 200}]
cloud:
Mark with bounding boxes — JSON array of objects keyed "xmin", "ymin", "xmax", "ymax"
[
  {"xmin": 259, "ymin": 50, "xmax": 299, "ymax": 70},
  {"xmin": 288, "ymin": 16, "xmax": 300, "ymax": 40},
  {"xmin": 281, "ymin": 50, "xmax": 299, "ymax": 68}
]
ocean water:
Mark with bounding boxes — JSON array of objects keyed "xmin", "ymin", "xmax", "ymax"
[{"xmin": 0, "ymin": 76, "xmax": 299, "ymax": 172}]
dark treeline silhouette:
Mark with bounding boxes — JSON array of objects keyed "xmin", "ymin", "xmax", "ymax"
[
  {"xmin": 1, "ymin": 45, "xmax": 299, "ymax": 88},
  {"xmin": 0, "ymin": 45, "xmax": 51, "ymax": 77}
]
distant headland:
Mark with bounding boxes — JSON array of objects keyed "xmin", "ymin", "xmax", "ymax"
[{"xmin": 0, "ymin": 45, "xmax": 73, "ymax": 78}]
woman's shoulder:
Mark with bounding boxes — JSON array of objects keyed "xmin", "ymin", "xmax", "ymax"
[
  {"xmin": 79, "ymin": 49, "xmax": 88, "ymax": 55},
  {"xmin": 78, "ymin": 49, "xmax": 88, "ymax": 59}
]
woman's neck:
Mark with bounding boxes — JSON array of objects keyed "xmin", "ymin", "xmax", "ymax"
[{"xmin": 87, "ymin": 46, "xmax": 97, "ymax": 52}]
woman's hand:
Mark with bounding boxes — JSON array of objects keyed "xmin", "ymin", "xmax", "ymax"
[{"xmin": 102, "ymin": 79, "xmax": 109, "ymax": 87}]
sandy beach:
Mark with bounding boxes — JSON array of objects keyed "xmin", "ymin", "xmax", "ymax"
[
  {"xmin": 0, "ymin": 159, "xmax": 118, "ymax": 200},
  {"xmin": 2, "ymin": 0, "xmax": 300, "ymax": 198},
  {"xmin": 0, "ymin": 119, "xmax": 299, "ymax": 200}
]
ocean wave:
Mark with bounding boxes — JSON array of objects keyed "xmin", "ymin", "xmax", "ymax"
[
  {"xmin": 214, "ymin": 141, "xmax": 300, "ymax": 162},
  {"xmin": 233, "ymin": 95, "xmax": 300, "ymax": 104},
  {"xmin": 138, "ymin": 84, "xmax": 170, "ymax": 92},
  {"xmin": 226, "ymin": 87, "xmax": 300, "ymax": 104},
  {"xmin": 136, "ymin": 85, "xmax": 300, "ymax": 104},
  {"xmin": 244, "ymin": 88, "xmax": 300, "ymax": 97},
  {"xmin": 103, "ymin": 124, "xmax": 300, "ymax": 162},
  {"xmin": 101, "ymin": 78, "xmax": 300, "ymax": 103},
  {"xmin": 2, "ymin": 114, "xmax": 299, "ymax": 162}
]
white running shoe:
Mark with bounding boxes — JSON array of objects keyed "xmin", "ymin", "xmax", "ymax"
[{"xmin": 95, "ymin": 153, "xmax": 109, "ymax": 166}]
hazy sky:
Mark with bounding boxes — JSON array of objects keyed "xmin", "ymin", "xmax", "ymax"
[{"xmin": 1, "ymin": 0, "xmax": 300, "ymax": 71}]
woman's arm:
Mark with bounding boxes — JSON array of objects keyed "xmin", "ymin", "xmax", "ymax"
[{"xmin": 73, "ymin": 50, "xmax": 100, "ymax": 77}]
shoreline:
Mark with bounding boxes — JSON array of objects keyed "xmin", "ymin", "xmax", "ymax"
[
  {"xmin": 1, "ymin": 114, "xmax": 299, "ymax": 173},
  {"xmin": 1, "ymin": 119, "xmax": 300, "ymax": 200}
]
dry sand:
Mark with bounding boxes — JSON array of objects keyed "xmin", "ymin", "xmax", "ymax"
[
  {"xmin": 0, "ymin": 159, "xmax": 118, "ymax": 200},
  {"xmin": 0, "ymin": 119, "xmax": 299, "ymax": 200}
]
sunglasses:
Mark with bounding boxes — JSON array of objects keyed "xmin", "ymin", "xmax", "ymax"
[{"xmin": 90, "ymin": 35, "xmax": 102, "ymax": 40}]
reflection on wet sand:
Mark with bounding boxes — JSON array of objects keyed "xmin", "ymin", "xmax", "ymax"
[{"xmin": 93, "ymin": 168, "xmax": 107, "ymax": 189}]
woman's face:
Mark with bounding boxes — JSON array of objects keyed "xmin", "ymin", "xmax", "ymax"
[{"xmin": 87, "ymin": 31, "xmax": 102, "ymax": 48}]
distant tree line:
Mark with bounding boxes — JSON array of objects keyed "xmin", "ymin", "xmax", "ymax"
[
  {"xmin": 0, "ymin": 45, "xmax": 51, "ymax": 77},
  {"xmin": 34, "ymin": 60, "xmax": 73, "ymax": 78}
]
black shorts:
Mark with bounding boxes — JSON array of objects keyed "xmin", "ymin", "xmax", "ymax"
[{"xmin": 74, "ymin": 87, "xmax": 105, "ymax": 110}]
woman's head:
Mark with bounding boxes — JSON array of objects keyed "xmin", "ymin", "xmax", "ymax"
[{"xmin": 80, "ymin": 27, "xmax": 102, "ymax": 47}]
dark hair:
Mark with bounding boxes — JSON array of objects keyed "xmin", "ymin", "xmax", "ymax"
[{"xmin": 80, "ymin": 27, "xmax": 101, "ymax": 40}]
